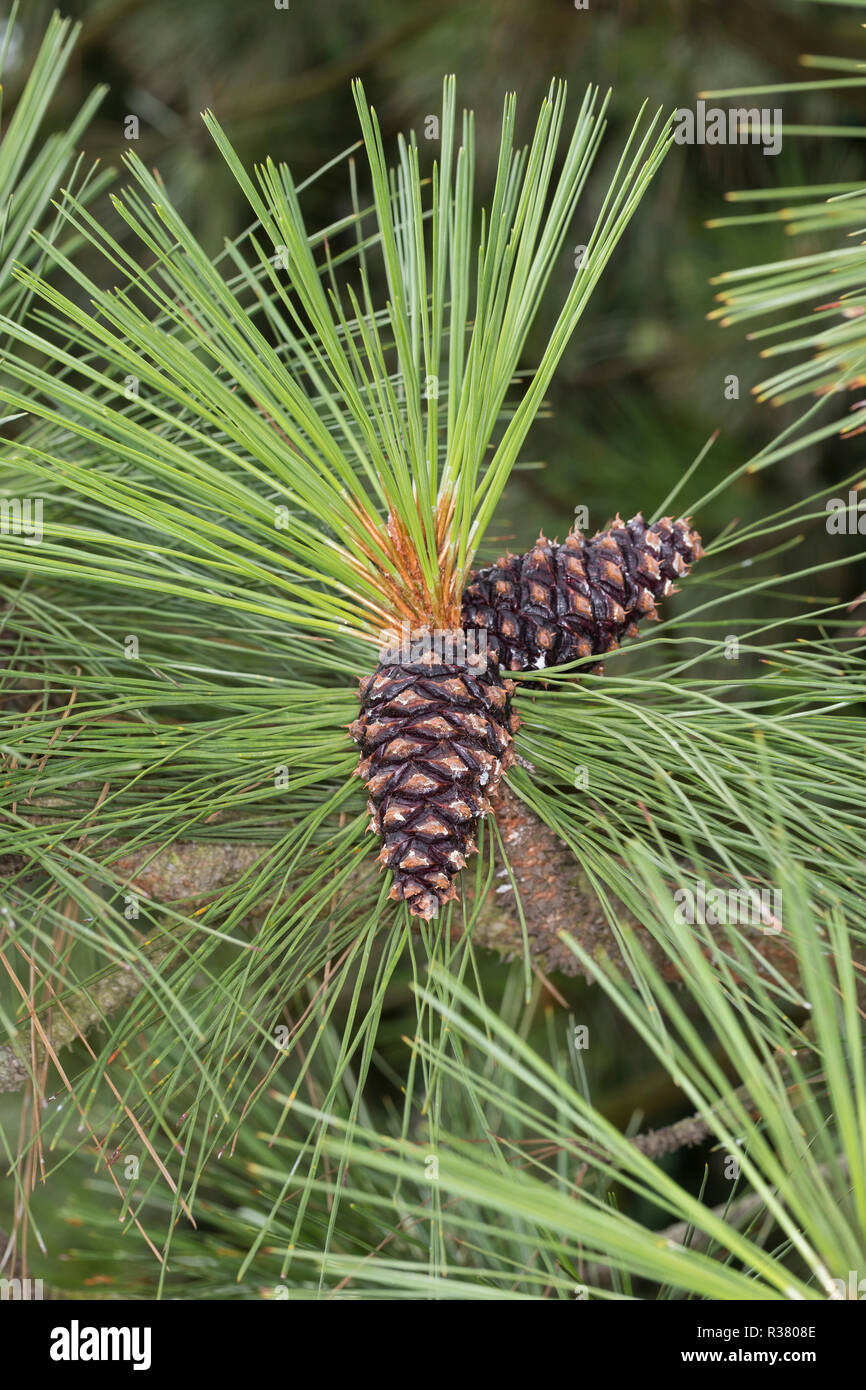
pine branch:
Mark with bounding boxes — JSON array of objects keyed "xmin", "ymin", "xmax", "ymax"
[
  {"xmin": 630, "ymin": 1111, "xmax": 719, "ymax": 1158},
  {"xmin": 1, "ymin": 776, "xmax": 833, "ymax": 1093},
  {"xmin": 628, "ymin": 1076, "xmax": 798, "ymax": 1158}
]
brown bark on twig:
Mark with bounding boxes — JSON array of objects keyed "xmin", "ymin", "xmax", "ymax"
[{"xmin": 630, "ymin": 1112, "xmax": 717, "ymax": 1159}]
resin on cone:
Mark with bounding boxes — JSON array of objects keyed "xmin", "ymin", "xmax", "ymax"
[
  {"xmin": 350, "ymin": 630, "xmax": 517, "ymax": 919},
  {"xmin": 461, "ymin": 513, "xmax": 703, "ymax": 672}
]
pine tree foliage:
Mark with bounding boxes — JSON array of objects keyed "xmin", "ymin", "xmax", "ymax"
[
  {"xmin": 0, "ymin": 36, "xmax": 864, "ymax": 1300},
  {"xmin": 0, "ymin": 7, "xmax": 108, "ymax": 338},
  {"xmin": 707, "ymin": 0, "xmax": 866, "ymax": 415}
]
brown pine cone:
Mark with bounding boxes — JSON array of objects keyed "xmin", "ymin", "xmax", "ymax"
[
  {"xmin": 461, "ymin": 513, "xmax": 703, "ymax": 672},
  {"xmin": 350, "ymin": 634, "xmax": 517, "ymax": 919}
]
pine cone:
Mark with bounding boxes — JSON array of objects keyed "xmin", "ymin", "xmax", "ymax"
[
  {"xmin": 461, "ymin": 513, "xmax": 703, "ymax": 672},
  {"xmin": 350, "ymin": 634, "xmax": 517, "ymax": 919}
]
